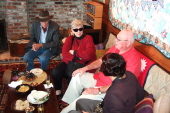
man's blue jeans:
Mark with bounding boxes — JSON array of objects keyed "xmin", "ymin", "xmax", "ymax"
[{"xmin": 23, "ymin": 48, "xmax": 53, "ymax": 71}]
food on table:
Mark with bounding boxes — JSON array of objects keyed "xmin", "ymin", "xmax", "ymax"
[
  {"xmin": 18, "ymin": 85, "xmax": 30, "ymax": 92},
  {"xmin": 27, "ymin": 90, "xmax": 49, "ymax": 104},
  {"xmin": 25, "ymin": 73, "xmax": 36, "ymax": 82},
  {"xmin": 12, "ymin": 75, "xmax": 19, "ymax": 81},
  {"xmin": 30, "ymin": 68, "xmax": 43, "ymax": 75},
  {"xmin": 15, "ymin": 99, "xmax": 29, "ymax": 110},
  {"xmin": 30, "ymin": 82, "xmax": 38, "ymax": 87},
  {"xmin": 25, "ymin": 106, "xmax": 35, "ymax": 112},
  {"xmin": 18, "ymin": 71, "xmax": 25, "ymax": 76},
  {"xmin": 32, "ymin": 90, "xmax": 48, "ymax": 100}
]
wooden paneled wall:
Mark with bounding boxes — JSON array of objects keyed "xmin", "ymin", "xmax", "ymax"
[{"xmin": 93, "ymin": 0, "xmax": 170, "ymax": 73}]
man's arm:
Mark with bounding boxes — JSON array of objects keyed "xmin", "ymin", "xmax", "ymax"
[
  {"xmin": 32, "ymin": 43, "xmax": 42, "ymax": 51},
  {"xmin": 72, "ymin": 58, "xmax": 102, "ymax": 76},
  {"xmin": 82, "ymin": 85, "xmax": 111, "ymax": 95}
]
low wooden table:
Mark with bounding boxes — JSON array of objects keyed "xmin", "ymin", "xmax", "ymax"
[{"xmin": 4, "ymin": 70, "xmax": 59, "ymax": 113}]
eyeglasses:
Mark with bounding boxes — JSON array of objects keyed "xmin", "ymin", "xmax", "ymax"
[
  {"xmin": 116, "ymin": 37, "xmax": 128, "ymax": 42},
  {"xmin": 73, "ymin": 28, "xmax": 83, "ymax": 32}
]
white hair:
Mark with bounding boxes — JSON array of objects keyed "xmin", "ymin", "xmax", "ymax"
[{"xmin": 71, "ymin": 19, "xmax": 83, "ymax": 29}]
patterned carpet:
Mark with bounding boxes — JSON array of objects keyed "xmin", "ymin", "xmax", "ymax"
[
  {"xmin": 0, "ymin": 51, "xmax": 61, "ymax": 64},
  {"xmin": 0, "ymin": 84, "xmax": 8, "ymax": 113},
  {"xmin": 0, "ymin": 62, "xmax": 68, "ymax": 112}
]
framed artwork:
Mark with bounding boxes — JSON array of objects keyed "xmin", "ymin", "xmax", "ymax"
[{"xmin": 109, "ymin": 0, "xmax": 170, "ymax": 59}]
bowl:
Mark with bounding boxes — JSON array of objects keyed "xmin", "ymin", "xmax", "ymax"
[
  {"xmin": 15, "ymin": 84, "xmax": 31, "ymax": 94},
  {"xmin": 18, "ymin": 71, "xmax": 26, "ymax": 76},
  {"xmin": 27, "ymin": 90, "xmax": 49, "ymax": 104},
  {"xmin": 25, "ymin": 106, "xmax": 35, "ymax": 113},
  {"xmin": 30, "ymin": 68, "xmax": 43, "ymax": 75},
  {"xmin": 11, "ymin": 98, "xmax": 29, "ymax": 112}
]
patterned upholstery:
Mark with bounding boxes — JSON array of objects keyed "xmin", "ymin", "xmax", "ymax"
[
  {"xmin": 135, "ymin": 94, "xmax": 154, "ymax": 113},
  {"xmin": 144, "ymin": 65, "xmax": 170, "ymax": 100},
  {"xmin": 104, "ymin": 33, "xmax": 116, "ymax": 49}
]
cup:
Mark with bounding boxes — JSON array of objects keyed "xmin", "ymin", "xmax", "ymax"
[
  {"xmin": 46, "ymin": 75, "xmax": 50, "ymax": 87},
  {"xmin": 37, "ymin": 104, "xmax": 44, "ymax": 113},
  {"xmin": 25, "ymin": 106, "xmax": 35, "ymax": 113}
]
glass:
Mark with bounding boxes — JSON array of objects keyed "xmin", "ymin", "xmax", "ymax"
[
  {"xmin": 37, "ymin": 104, "xmax": 44, "ymax": 113},
  {"xmin": 46, "ymin": 75, "xmax": 50, "ymax": 86},
  {"xmin": 116, "ymin": 37, "xmax": 128, "ymax": 42},
  {"xmin": 73, "ymin": 28, "xmax": 83, "ymax": 32},
  {"xmin": 45, "ymin": 75, "xmax": 51, "ymax": 93}
]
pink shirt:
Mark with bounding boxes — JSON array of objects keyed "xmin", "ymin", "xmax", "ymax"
[{"xmin": 94, "ymin": 46, "xmax": 141, "ymax": 86}]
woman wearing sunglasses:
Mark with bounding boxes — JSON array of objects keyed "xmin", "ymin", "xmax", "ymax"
[{"xmin": 52, "ymin": 19, "xmax": 97, "ymax": 96}]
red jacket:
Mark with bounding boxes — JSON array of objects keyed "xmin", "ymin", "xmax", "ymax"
[{"xmin": 62, "ymin": 35, "xmax": 97, "ymax": 72}]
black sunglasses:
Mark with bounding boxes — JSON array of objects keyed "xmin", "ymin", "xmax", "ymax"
[{"xmin": 73, "ymin": 28, "xmax": 83, "ymax": 32}]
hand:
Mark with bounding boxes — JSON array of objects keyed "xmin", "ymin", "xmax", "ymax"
[
  {"xmin": 72, "ymin": 67, "xmax": 87, "ymax": 77},
  {"xmin": 32, "ymin": 46, "xmax": 37, "ymax": 51},
  {"xmin": 82, "ymin": 110, "xmax": 89, "ymax": 113},
  {"xmin": 69, "ymin": 50, "xmax": 74, "ymax": 55},
  {"xmin": 82, "ymin": 87, "xmax": 99, "ymax": 95},
  {"xmin": 32, "ymin": 43, "xmax": 37, "ymax": 51},
  {"xmin": 32, "ymin": 43, "xmax": 42, "ymax": 51}
]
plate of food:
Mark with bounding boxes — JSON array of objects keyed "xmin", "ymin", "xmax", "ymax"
[
  {"xmin": 15, "ymin": 84, "xmax": 31, "ymax": 94},
  {"xmin": 11, "ymin": 99, "xmax": 30, "ymax": 112},
  {"xmin": 18, "ymin": 71, "xmax": 26, "ymax": 76},
  {"xmin": 27, "ymin": 90, "xmax": 49, "ymax": 104},
  {"xmin": 25, "ymin": 72, "xmax": 37, "ymax": 82},
  {"xmin": 30, "ymin": 68, "xmax": 43, "ymax": 75}
]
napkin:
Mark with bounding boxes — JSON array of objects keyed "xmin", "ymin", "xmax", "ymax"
[
  {"xmin": 43, "ymin": 83, "xmax": 53, "ymax": 89},
  {"xmin": 8, "ymin": 80, "xmax": 23, "ymax": 88}
]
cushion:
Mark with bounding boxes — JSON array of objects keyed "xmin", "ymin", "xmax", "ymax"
[
  {"xmin": 137, "ymin": 52, "xmax": 155, "ymax": 87},
  {"xmin": 95, "ymin": 43, "xmax": 104, "ymax": 50},
  {"xmin": 105, "ymin": 33, "xmax": 116, "ymax": 49},
  {"xmin": 153, "ymin": 93, "xmax": 170, "ymax": 113},
  {"xmin": 135, "ymin": 94, "xmax": 154, "ymax": 113},
  {"xmin": 95, "ymin": 49, "xmax": 109, "ymax": 59},
  {"xmin": 144, "ymin": 65, "xmax": 170, "ymax": 100}
]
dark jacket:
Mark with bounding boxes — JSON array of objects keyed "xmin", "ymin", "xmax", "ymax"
[
  {"xmin": 25, "ymin": 20, "xmax": 60, "ymax": 55},
  {"xmin": 103, "ymin": 71, "xmax": 145, "ymax": 113}
]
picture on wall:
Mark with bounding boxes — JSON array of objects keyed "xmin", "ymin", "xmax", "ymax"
[{"xmin": 109, "ymin": 0, "xmax": 170, "ymax": 59}]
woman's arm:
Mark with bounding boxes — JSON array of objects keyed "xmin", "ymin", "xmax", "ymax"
[
  {"xmin": 76, "ymin": 35, "xmax": 96, "ymax": 61},
  {"xmin": 62, "ymin": 36, "xmax": 75, "ymax": 62}
]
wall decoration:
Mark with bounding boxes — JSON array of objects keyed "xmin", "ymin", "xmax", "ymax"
[{"xmin": 109, "ymin": 0, "xmax": 170, "ymax": 58}]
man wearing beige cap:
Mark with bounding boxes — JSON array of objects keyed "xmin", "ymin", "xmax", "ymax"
[{"xmin": 23, "ymin": 9, "xmax": 60, "ymax": 71}]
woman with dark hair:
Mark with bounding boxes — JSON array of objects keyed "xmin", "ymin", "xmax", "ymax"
[
  {"xmin": 69, "ymin": 53, "xmax": 145, "ymax": 113},
  {"xmin": 100, "ymin": 53, "xmax": 126, "ymax": 77}
]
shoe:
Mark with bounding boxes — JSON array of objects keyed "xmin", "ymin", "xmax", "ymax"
[
  {"xmin": 56, "ymin": 90, "xmax": 61, "ymax": 95},
  {"xmin": 56, "ymin": 93, "xmax": 63, "ymax": 100}
]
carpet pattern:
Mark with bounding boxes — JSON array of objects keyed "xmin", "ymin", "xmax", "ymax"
[
  {"xmin": 58, "ymin": 78, "xmax": 69, "ymax": 111},
  {"xmin": 0, "ymin": 61, "xmax": 68, "ymax": 112},
  {"xmin": 0, "ymin": 84, "xmax": 8, "ymax": 113},
  {"xmin": 0, "ymin": 51, "xmax": 61, "ymax": 64}
]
